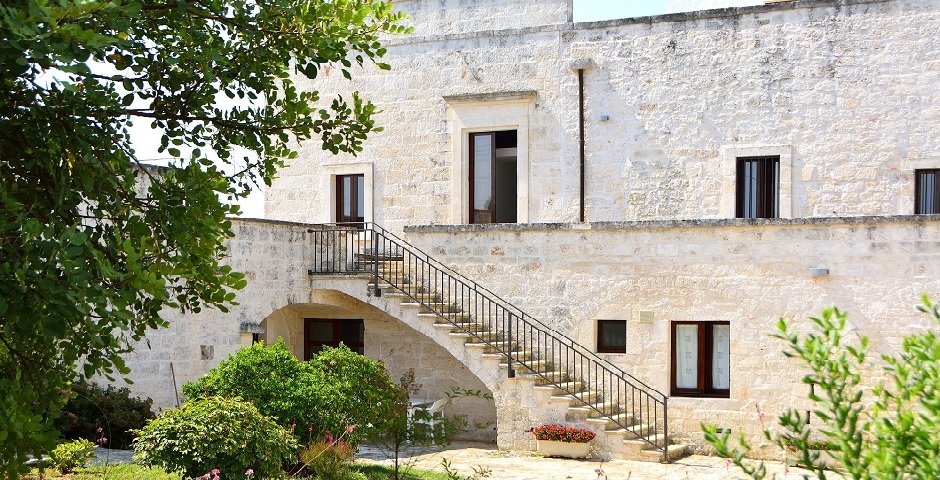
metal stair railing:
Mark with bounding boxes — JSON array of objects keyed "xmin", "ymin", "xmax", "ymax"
[{"xmin": 307, "ymin": 222, "xmax": 670, "ymax": 461}]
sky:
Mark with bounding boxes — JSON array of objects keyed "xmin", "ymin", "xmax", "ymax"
[{"xmin": 574, "ymin": 0, "xmax": 670, "ymax": 23}]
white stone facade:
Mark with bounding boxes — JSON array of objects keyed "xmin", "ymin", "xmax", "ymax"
[{"xmin": 114, "ymin": 0, "xmax": 940, "ymax": 459}]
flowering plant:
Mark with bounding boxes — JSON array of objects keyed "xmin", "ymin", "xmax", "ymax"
[{"xmin": 530, "ymin": 424, "xmax": 596, "ymax": 443}]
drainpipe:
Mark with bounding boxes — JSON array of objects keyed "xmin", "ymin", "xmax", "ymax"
[{"xmin": 569, "ymin": 59, "xmax": 594, "ymax": 223}]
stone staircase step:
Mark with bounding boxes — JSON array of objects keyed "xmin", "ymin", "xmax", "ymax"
[
  {"xmin": 418, "ymin": 312, "xmax": 474, "ymax": 322},
  {"xmin": 586, "ymin": 413, "xmax": 636, "ymax": 430},
  {"xmin": 567, "ymin": 402, "xmax": 618, "ymax": 417},
  {"xmin": 532, "ymin": 371, "xmax": 569, "ymax": 383},
  {"xmin": 499, "ymin": 359, "xmax": 550, "ymax": 371},
  {"xmin": 533, "ymin": 381, "xmax": 585, "ymax": 395},
  {"xmin": 551, "ymin": 389, "xmax": 600, "ymax": 405},
  {"xmin": 481, "ymin": 350, "xmax": 535, "ymax": 361},
  {"xmin": 634, "ymin": 444, "xmax": 691, "ymax": 462}
]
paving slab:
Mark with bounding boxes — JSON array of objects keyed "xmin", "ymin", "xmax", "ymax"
[{"xmin": 355, "ymin": 441, "xmax": 843, "ymax": 480}]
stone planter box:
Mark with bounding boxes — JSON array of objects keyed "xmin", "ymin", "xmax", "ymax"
[
  {"xmin": 786, "ymin": 449, "xmax": 842, "ymax": 470},
  {"xmin": 536, "ymin": 439, "xmax": 592, "ymax": 459}
]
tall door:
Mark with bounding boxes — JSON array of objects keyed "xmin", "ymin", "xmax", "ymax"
[
  {"xmin": 304, "ymin": 318, "xmax": 364, "ymax": 360},
  {"xmin": 469, "ymin": 130, "xmax": 517, "ymax": 224}
]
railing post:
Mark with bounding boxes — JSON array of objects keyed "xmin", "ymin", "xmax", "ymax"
[
  {"xmin": 371, "ymin": 225, "xmax": 381, "ymax": 297},
  {"xmin": 507, "ymin": 311, "xmax": 515, "ymax": 378},
  {"xmin": 662, "ymin": 395, "xmax": 669, "ymax": 463}
]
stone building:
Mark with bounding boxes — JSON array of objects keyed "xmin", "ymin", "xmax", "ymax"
[{"xmin": 121, "ymin": 0, "xmax": 940, "ymax": 461}]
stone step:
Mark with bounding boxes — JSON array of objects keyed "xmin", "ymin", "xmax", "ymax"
[
  {"xmin": 481, "ymin": 350, "xmax": 536, "ymax": 362},
  {"xmin": 532, "ymin": 371, "xmax": 570, "ymax": 384},
  {"xmin": 633, "ymin": 443, "xmax": 692, "ymax": 462},
  {"xmin": 551, "ymin": 389, "xmax": 600, "ymax": 405},
  {"xmin": 499, "ymin": 359, "xmax": 550, "ymax": 371},
  {"xmin": 418, "ymin": 312, "xmax": 474, "ymax": 322},
  {"xmin": 533, "ymin": 381, "xmax": 585, "ymax": 395},
  {"xmin": 608, "ymin": 423, "xmax": 655, "ymax": 439},
  {"xmin": 567, "ymin": 402, "xmax": 618, "ymax": 417},
  {"xmin": 586, "ymin": 413, "xmax": 636, "ymax": 430}
]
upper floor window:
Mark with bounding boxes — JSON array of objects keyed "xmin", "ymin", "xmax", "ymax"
[
  {"xmin": 916, "ymin": 169, "xmax": 939, "ymax": 214},
  {"xmin": 470, "ymin": 130, "xmax": 517, "ymax": 224},
  {"xmin": 736, "ymin": 156, "xmax": 780, "ymax": 218},
  {"xmin": 336, "ymin": 174, "xmax": 364, "ymax": 227}
]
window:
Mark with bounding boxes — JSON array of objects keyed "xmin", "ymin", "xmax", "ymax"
[
  {"xmin": 469, "ymin": 130, "xmax": 517, "ymax": 224},
  {"xmin": 597, "ymin": 320, "xmax": 626, "ymax": 353},
  {"xmin": 915, "ymin": 169, "xmax": 939, "ymax": 214},
  {"xmin": 671, "ymin": 321, "xmax": 730, "ymax": 397},
  {"xmin": 736, "ymin": 156, "xmax": 779, "ymax": 218},
  {"xmin": 304, "ymin": 318, "xmax": 364, "ymax": 360},
  {"xmin": 336, "ymin": 174, "xmax": 364, "ymax": 227}
]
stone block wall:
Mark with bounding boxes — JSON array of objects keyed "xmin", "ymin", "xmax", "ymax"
[
  {"xmin": 267, "ymin": 0, "xmax": 940, "ymax": 229},
  {"xmin": 402, "ymin": 215, "xmax": 940, "ymax": 452}
]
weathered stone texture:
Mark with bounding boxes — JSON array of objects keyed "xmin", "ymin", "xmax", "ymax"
[
  {"xmin": 267, "ymin": 0, "xmax": 940, "ymax": 227},
  {"xmin": 403, "ymin": 216, "xmax": 940, "ymax": 450}
]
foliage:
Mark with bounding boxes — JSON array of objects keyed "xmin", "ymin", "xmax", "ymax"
[
  {"xmin": 183, "ymin": 341, "xmax": 400, "ymax": 443},
  {"xmin": 26, "ymin": 463, "xmax": 183, "ymax": 480},
  {"xmin": 366, "ymin": 369, "xmax": 490, "ymax": 480},
  {"xmin": 132, "ymin": 396, "xmax": 297, "ymax": 479},
  {"xmin": 440, "ymin": 459, "xmax": 492, "ymax": 480},
  {"xmin": 529, "ymin": 424, "xmax": 596, "ymax": 443},
  {"xmin": 48, "ymin": 439, "xmax": 96, "ymax": 474},
  {"xmin": 0, "ymin": 0, "xmax": 409, "ymax": 475},
  {"xmin": 299, "ymin": 438, "xmax": 356, "ymax": 480},
  {"xmin": 704, "ymin": 295, "xmax": 940, "ymax": 480},
  {"xmin": 351, "ymin": 464, "xmax": 453, "ymax": 480},
  {"xmin": 55, "ymin": 380, "xmax": 155, "ymax": 450}
]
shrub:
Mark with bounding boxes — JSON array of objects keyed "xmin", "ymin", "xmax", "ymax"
[
  {"xmin": 49, "ymin": 439, "xmax": 96, "ymax": 473},
  {"xmin": 705, "ymin": 295, "xmax": 940, "ymax": 480},
  {"xmin": 299, "ymin": 439, "xmax": 356, "ymax": 479},
  {"xmin": 132, "ymin": 396, "xmax": 297, "ymax": 479},
  {"xmin": 56, "ymin": 380, "xmax": 155, "ymax": 449},
  {"xmin": 183, "ymin": 341, "xmax": 400, "ymax": 443},
  {"xmin": 530, "ymin": 424, "xmax": 596, "ymax": 443}
]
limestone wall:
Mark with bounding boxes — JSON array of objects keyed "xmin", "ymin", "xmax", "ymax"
[
  {"xmin": 112, "ymin": 220, "xmax": 496, "ymax": 442},
  {"xmin": 394, "ymin": 0, "xmax": 572, "ymax": 36},
  {"xmin": 267, "ymin": 0, "xmax": 940, "ymax": 229},
  {"xmin": 402, "ymin": 215, "xmax": 940, "ymax": 451}
]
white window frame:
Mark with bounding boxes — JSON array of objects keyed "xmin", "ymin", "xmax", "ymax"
[
  {"xmin": 719, "ymin": 145, "xmax": 793, "ymax": 219},
  {"xmin": 444, "ymin": 92, "xmax": 534, "ymax": 224},
  {"xmin": 320, "ymin": 162, "xmax": 374, "ymax": 224}
]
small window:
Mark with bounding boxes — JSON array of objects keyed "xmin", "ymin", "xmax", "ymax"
[
  {"xmin": 336, "ymin": 174, "xmax": 365, "ymax": 227},
  {"xmin": 469, "ymin": 130, "xmax": 517, "ymax": 224},
  {"xmin": 597, "ymin": 320, "xmax": 626, "ymax": 354},
  {"xmin": 671, "ymin": 321, "xmax": 730, "ymax": 397},
  {"xmin": 736, "ymin": 156, "xmax": 779, "ymax": 218},
  {"xmin": 304, "ymin": 318, "xmax": 364, "ymax": 360},
  {"xmin": 915, "ymin": 169, "xmax": 939, "ymax": 214}
]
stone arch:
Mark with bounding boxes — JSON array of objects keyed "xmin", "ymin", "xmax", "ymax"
[{"xmin": 259, "ymin": 288, "xmax": 498, "ymax": 441}]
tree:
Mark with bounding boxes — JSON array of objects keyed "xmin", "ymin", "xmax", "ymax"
[
  {"xmin": 0, "ymin": 0, "xmax": 409, "ymax": 476},
  {"xmin": 705, "ymin": 295, "xmax": 940, "ymax": 480}
]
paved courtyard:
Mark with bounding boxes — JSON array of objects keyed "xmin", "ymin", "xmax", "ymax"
[{"xmin": 355, "ymin": 442, "xmax": 839, "ymax": 480}]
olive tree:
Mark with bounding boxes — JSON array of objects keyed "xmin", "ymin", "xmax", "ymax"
[{"xmin": 0, "ymin": 0, "xmax": 408, "ymax": 475}]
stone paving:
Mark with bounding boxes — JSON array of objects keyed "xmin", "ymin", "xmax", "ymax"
[
  {"xmin": 354, "ymin": 441, "xmax": 841, "ymax": 480},
  {"xmin": 88, "ymin": 443, "xmax": 841, "ymax": 479}
]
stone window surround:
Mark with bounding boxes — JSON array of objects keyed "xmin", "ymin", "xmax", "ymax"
[
  {"xmin": 720, "ymin": 145, "xmax": 793, "ymax": 219},
  {"xmin": 903, "ymin": 158, "xmax": 940, "ymax": 215},
  {"xmin": 320, "ymin": 162, "xmax": 374, "ymax": 224},
  {"xmin": 444, "ymin": 91, "xmax": 535, "ymax": 225}
]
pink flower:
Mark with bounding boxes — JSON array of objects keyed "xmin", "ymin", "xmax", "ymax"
[
  {"xmin": 345, "ymin": 425, "xmax": 355, "ymax": 433},
  {"xmin": 325, "ymin": 434, "xmax": 333, "ymax": 443},
  {"xmin": 245, "ymin": 469, "xmax": 254, "ymax": 478},
  {"xmin": 96, "ymin": 427, "xmax": 103, "ymax": 434},
  {"xmin": 291, "ymin": 423, "xmax": 296, "ymax": 430}
]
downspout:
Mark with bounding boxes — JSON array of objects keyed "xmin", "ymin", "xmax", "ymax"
[{"xmin": 569, "ymin": 59, "xmax": 593, "ymax": 223}]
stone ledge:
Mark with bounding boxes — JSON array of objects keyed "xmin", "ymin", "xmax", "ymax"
[{"xmin": 404, "ymin": 214, "xmax": 940, "ymax": 234}]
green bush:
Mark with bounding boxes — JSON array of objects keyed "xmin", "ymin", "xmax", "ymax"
[
  {"xmin": 55, "ymin": 380, "xmax": 155, "ymax": 449},
  {"xmin": 183, "ymin": 340, "xmax": 399, "ymax": 442},
  {"xmin": 299, "ymin": 439, "xmax": 356, "ymax": 479},
  {"xmin": 132, "ymin": 396, "xmax": 297, "ymax": 479},
  {"xmin": 49, "ymin": 439, "xmax": 96, "ymax": 474}
]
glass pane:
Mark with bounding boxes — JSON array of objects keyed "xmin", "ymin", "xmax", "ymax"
[
  {"xmin": 356, "ymin": 176, "xmax": 365, "ymax": 221},
  {"xmin": 341, "ymin": 320, "xmax": 363, "ymax": 344},
  {"xmin": 770, "ymin": 159, "xmax": 780, "ymax": 217},
  {"xmin": 473, "ymin": 134, "xmax": 493, "ymax": 222},
  {"xmin": 711, "ymin": 324, "xmax": 731, "ymax": 390},
  {"xmin": 675, "ymin": 325, "xmax": 698, "ymax": 389},
  {"xmin": 342, "ymin": 177, "xmax": 352, "ymax": 218},
  {"xmin": 743, "ymin": 161, "xmax": 756, "ymax": 218},
  {"xmin": 600, "ymin": 322, "xmax": 626, "ymax": 351},
  {"xmin": 309, "ymin": 321, "xmax": 333, "ymax": 342},
  {"xmin": 920, "ymin": 171, "xmax": 938, "ymax": 214}
]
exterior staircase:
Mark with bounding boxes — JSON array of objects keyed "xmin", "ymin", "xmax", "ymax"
[{"xmin": 309, "ymin": 223, "xmax": 691, "ymax": 462}]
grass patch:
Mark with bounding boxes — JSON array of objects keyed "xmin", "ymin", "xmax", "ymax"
[
  {"xmin": 27, "ymin": 464, "xmax": 181, "ymax": 479},
  {"xmin": 351, "ymin": 463, "xmax": 452, "ymax": 480}
]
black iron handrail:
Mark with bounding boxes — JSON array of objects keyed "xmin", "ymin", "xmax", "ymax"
[{"xmin": 308, "ymin": 222, "xmax": 669, "ymax": 460}]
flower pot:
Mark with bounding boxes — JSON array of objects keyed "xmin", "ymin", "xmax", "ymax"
[
  {"xmin": 786, "ymin": 449, "xmax": 842, "ymax": 470},
  {"xmin": 536, "ymin": 439, "xmax": 592, "ymax": 459}
]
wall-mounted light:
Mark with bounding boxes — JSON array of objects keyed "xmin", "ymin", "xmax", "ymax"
[
  {"xmin": 599, "ymin": 115, "xmax": 610, "ymax": 122},
  {"xmin": 810, "ymin": 267, "xmax": 829, "ymax": 277}
]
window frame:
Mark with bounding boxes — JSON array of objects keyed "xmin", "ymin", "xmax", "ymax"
[
  {"xmin": 915, "ymin": 169, "xmax": 940, "ymax": 215},
  {"xmin": 670, "ymin": 321, "xmax": 730, "ymax": 398},
  {"xmin": 735, "ymin": 156, "xmax": 780, "ymax": 219},
  {"xmin": 596, "ymin": 320, "xmax": 627, "ymax": 354},
  {"xmin": 303, "ymin": 318, "xmax": 364, "ymax": 360},
  {"xmin": 335, "ymin": 174, "xmax": 365, "ymax": 228}
]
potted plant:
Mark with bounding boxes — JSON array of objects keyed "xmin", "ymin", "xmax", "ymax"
[{"xmin": 530, "ymin": 424, "xmax": 596, "ymax": 459}]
